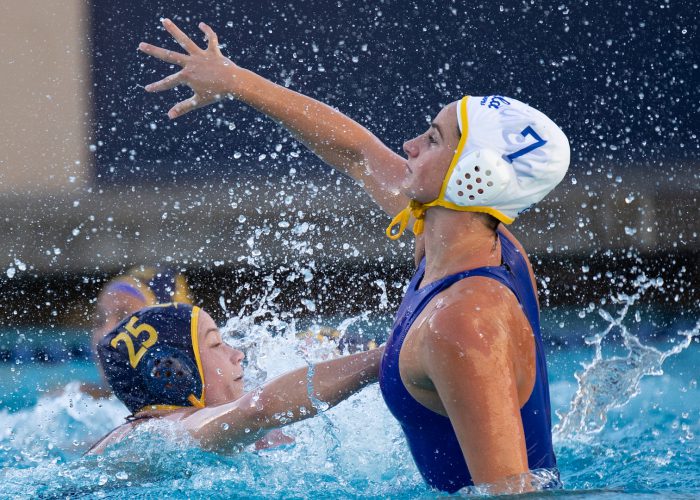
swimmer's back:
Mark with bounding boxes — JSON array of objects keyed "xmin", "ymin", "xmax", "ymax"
[
  {"xmin": 86, "ymin": 419, "xmax": 144, "ymax": 455},
  {"xmin": 86, "ymin": 411, "xmax": 188, "ymax": 455}
]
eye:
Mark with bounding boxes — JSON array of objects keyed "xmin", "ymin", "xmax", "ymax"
[{"xmin": 428, "ymin": 134, "xmax": 437, "ymax": 144}]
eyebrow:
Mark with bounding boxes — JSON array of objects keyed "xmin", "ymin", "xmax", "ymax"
[
  {"xmin": 204, "ymin": 327, "xmax": 219, "ymax": 338},
  {"xmin": 430, "ymin": 122, "xmax": 443, "ymax": 138}
]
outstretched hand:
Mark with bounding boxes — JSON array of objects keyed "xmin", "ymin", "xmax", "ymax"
[{"xmin": 139, "ymin": 18, "xmax": 239, "ymax": 119}]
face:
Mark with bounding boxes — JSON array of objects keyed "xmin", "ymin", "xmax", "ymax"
[
  {"xmin": 197, "ymin": 310, "xmax": 246, "ymax": 406},
  {"xmin": 402, "ymin": 101, "xmax": 462, "ymax": 203}
]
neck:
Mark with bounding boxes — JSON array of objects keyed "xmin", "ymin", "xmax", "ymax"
[{"xmin": 420, "ymin": 206, "xmax": 500, "ymax": 284}]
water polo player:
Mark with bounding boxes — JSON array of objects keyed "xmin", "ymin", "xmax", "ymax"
[
  {"xmin": 92, "ymin": 265, "xmax": 193, "ymax": 353},
  {"xmin": 138, "ymin": 20, "xmax": 569, "ymax": 492},
  {"xmin": 74, "ymin": 266, "xmax": 194, "ymax": 399},
  {"xmin": 88, "ymin": 303, "xmax": 383, "ymax": 454}
]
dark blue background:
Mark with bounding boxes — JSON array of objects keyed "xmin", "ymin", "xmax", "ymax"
[{"xmin": 88, "ymin": 0, "xmax": 698, "ymax": 184}]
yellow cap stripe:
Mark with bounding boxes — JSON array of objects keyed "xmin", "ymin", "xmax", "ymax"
[
  {"xmin": 137, "ymin": 404, "xmax": 186, "ymax": 413},
  {"xmin": 436, "ymin": 96, "xmax": 470, "ymax": 201},
  {"xmin": 190, "ymin": 306, "xmax": 206, "ymax": 407},
  {"xmin": 431, "ymin": 200, "xmax": 515, "ymax": 224},
  {"xmin": 174, "ymin": 275, "xmax": 193, "ymax": 304}
]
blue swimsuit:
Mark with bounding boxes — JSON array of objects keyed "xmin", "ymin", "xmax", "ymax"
[{"xmin": 379, "ymin": 233, "xmax": 556, "ymax": 492}]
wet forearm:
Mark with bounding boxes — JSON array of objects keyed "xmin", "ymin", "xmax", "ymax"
[
  {"xmin": 230, "ymin": 66, "xmax": 374, "ymax": 178},
  {"xmin": 255, "ymin": 347, "xmax": 383, "ymax": 423},
  {"xmin": 189, "ymin": 347, "xmax": 383, "ymax": 451}
]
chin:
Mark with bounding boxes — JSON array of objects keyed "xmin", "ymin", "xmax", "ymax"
[
  {"xmin": 230, "ymin": 381, "xmax": 245, "ymax": 400},
  {"xmin": 401, "ymin": 182, "xmax": 419, "ymax": 200}
]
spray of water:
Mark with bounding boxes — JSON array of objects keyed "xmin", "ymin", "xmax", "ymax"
[{"xmin": 554, "ymin": 274, "xmax": 699, "ymax": 441}]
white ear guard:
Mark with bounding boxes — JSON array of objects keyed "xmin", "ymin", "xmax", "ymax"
[{"xmin": 443, "ymin": 149, "xmax": 515, "ymax": 208}]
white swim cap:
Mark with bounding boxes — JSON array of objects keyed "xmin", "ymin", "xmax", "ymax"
[{"xmin": 386, "ymin": 95, "xmax": 570, "ymax": 239}]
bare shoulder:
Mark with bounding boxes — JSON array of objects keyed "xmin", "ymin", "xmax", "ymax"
[
  {"xmin": 420, "ymin": 276, "xmax": 519, "ymax": 353},
  {"xmin": 86, "ymin": 412, "xmax": 187, "ymax": 455},
  {"xmin": 417, "ymin": 272, "xmax": 537, "ymax": 407},
  {"xmin": 86, "ymin": 422, "xmax": 136, "ymax": 455}
]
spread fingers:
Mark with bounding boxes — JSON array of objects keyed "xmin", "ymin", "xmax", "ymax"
[
  {"xmin": 198, "ymin": 22, "xmax": 221, "ymax": 54},
  {"xmin": 168, "ymin": 96, "xmax": 203, "ymax": 119},
  {"xmin": 161, "ymin": 18, "xmax": 203, "ymax": 54},
  {"xmin": 144, "ymin": 72, "xmax": 183, "ymax": 93},
  {"xmin": 138, "ymin": 42, "xmax": 187, "ymax": 66}
]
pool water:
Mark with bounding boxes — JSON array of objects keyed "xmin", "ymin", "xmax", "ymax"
[{"xmin": 1, "ymin": 311, "xmax": 698, "ymax": 498}]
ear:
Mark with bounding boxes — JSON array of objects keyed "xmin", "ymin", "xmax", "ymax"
[{"xmin": 443, "ymin": 149, "xmax": 513, "ymax": 206}]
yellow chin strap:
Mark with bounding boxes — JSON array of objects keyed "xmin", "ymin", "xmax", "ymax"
[{"xmin": 386, "ymin": 96, "xmax": 470, "ymax": 240}]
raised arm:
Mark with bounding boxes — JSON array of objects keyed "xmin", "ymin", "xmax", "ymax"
[
  {"xmin": 138, "ymin": 19, "xmax": 407, "ymax": 216},
  {"xmin": 183, "ymin": 346, "xmax": 384, "ymax": 452}
]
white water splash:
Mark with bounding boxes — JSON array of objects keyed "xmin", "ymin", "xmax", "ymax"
[
  {"xmin": 554, "ymin": 274, "xmax": 699, "ymax": 441},
  {"xmin": 0, "ymin": 382, "xmax": 127, "ymax": 459},
  {"xmin": 219, "ymin": 279, "xmax": 377, "ymax": 390},
  {"xmin": 457, "ymin": 468, "xmax": 562, "ymax": 496}
]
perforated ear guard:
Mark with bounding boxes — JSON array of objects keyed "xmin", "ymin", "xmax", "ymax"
[
  {"xmin": 139, "ymin": 345, "xmax": 200, "ymax": 404},
  {"xmin": 443, "ymin": 149, "xmax": 514, "ymax": 207}
]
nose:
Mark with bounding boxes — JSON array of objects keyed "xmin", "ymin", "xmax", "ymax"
[
  {"xmin": 403, "ymin": 137, "xmax": 419, "ymax": 158},
  {"xmin": 230, "ymin": 347, "xmax": 244, "ymax": 365}
]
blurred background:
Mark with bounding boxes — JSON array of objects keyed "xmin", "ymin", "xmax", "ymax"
[{"xmin": 0, "ymin": 0, "xmax": 697, "ymax": 339}]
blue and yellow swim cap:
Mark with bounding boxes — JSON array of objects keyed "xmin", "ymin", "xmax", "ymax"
[
  {"xmin": 104, "ymin": 266, "xmax": 193, "ymax": 306},
  {"xmin": 96, "ymin": 303, "xmax": 206, "ymax": 414}
]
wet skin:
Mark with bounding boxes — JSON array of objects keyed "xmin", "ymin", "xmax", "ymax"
[
  {"xmin": 196, "ymin": 311, "xmax": 246, "ymax": 405},
  {"xmin": 401, "ymin": 101, "xmax": 461, "ymax": 204},
  {"xmin": 136, "ymin": 19, "xmax": 543, "ymax": 488}
]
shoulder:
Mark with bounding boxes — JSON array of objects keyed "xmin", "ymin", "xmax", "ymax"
[
  {"xmin": 419, "ymin": 277, "xmax": 519, "ymax": 359},
  {"xmin": 416, "ymin": 281, "xmax": 521, "ymax": 403},
  {"xmin": 85, "ymin": 421, "xmax": 135, "ymax": 455}
]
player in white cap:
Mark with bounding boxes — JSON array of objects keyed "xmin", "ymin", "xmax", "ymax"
[{"xmin": 138, "ymin": 19, "xmax": 569, "ymax": 493}]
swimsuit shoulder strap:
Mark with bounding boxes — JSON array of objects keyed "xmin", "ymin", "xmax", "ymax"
[{"xmin": 409, "ymin": 233, "xmax": 539, "ymax": 335}]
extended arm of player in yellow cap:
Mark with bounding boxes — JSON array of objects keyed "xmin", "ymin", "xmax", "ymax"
[
  {"xmin": 139, "ymin": 19, "xmax": 408, "ymax": 217},
  {"xmin": 183, "ymin": 345, "xmax": 384, "ymax": 452}
]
